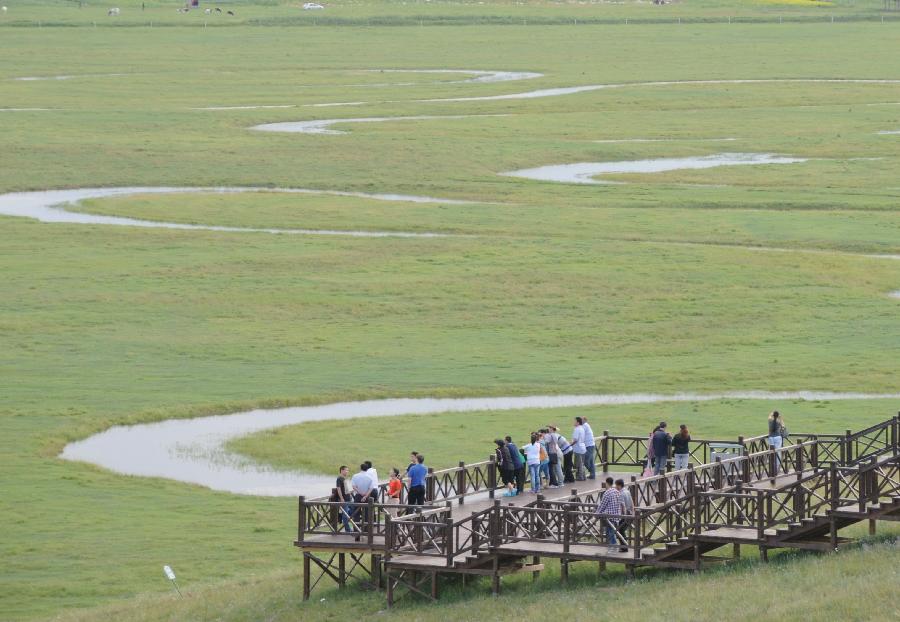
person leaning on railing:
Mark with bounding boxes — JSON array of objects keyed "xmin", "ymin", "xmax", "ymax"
[
  {"xmin": 495, "ymin": 439, "xmax": 517, "ymax": 497},
  {"xmin": 548, "ymin": 425, "xmax": 576, "ymax": 484}
]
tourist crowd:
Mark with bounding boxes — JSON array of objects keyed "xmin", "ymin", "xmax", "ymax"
[{"xmin": 330, "ymin": 412, "xmax": 787, "ymax": 549}]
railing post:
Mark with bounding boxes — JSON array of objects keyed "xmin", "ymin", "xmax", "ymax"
[
  {"xmin": 768, "ymin": 448, "xmax": 777, "ymax": 481},
  {"xmin": 634, "ymin": 508, "xmax": 643, "ymax": 560},
  {"xmin": 735, "ymin": 479, "xmax": 744, "ymax": 525},
  {"xmin": 562, "ymin": 503, "xmax": 571, "ymax": 555},
  {"xmin": 830, "ymin": 462, "xmax": 839, "ymax": 511},
  {"xmin": 893, "ymin": 414, "xmax": 899, "ymax": 456},
  {"xmin": 298, "ymin": 496, "xmax": 306, "ymax": 544},
  {"xmin": 445, "ymin": 516, "xmax": 454, "ymax": 566},
  {"xmin": 756, "ymin": 490, "xmax": 766, "ymax": 540},
  {"xmin": 426, "ymin": 468, "xmax": 436, "ymax": 502},
  {"xmin": 845, "ymin": 429, "xmax": 853, "ymax": 465},
  {"xmin": 811, "ymin": 441, "xmax": 819, "ymax": 471},
  {"xmin": 384, "ymin": 513, "xmax": 393, "ymax": 554},
  {"xmin": 657, "ymin": 473, "xmax": 668, "ymax": 504},
  {"xmin": 491, "ymin": 500, "xmax": 501, "ymax": 548},
  {"xmin": 713, "ymin": 457, "xmax": 723, "ymax": 489},
  {"xmin": 796, "ymin": 444, "xmax": 804, "ymax": 481},
  {"xmin": 693, "ymin": 488, "xmax": 702, "ymax": 533},
  {"xmin": 487, "ymin": 455, "xmax": 497, "ymax": 499},
  {"xmin": 686, "ymin": 465, "xmax": 695, "ymax": 495},
  {"xmin": 366, "ymin": 498, "xmax": 376, "ymax": 546},
  {"xmin": 601, "ymin": 430, "xmax": 609, "ymax": 472},
  {"xmin": 741, "ymin": 445, "xmax": 750, "ymax": 483},
  {"xmin": 858, "ymin": 464, "xmax": 866, "ymax": 513},
  {"xmin": 457, "ymin": 461, "xmax": 466, "ymax": 506}
]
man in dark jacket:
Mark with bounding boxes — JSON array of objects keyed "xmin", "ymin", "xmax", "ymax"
[
  {"xmin": 651, "ymin": 422, "xmax": 672, "ymax": 475},
  {"xmin": 505, "ymin": 435, "xmax": 526, "ymax": 495}
]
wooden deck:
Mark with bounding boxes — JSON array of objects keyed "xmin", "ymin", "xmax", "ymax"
[{"xmin": 294, "ymin": 415, "xmax": 900, "ymax": 605}]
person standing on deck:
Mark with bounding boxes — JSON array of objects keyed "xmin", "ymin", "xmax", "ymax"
[
  {"xmin": 386, "ymin": 468, "xmax": 402, "ymax": 517},
  {"xmin": 538, "ymin": 431, "xmax": 551, "ymax": 485},
  {"xmin": 364, "ymin": 460, "xmax": 379, "ymax": 501},
  {"xmin": 615, "ymin": 478, "xmax": 634, "ymax": 552},
  {"xmin": 595, "ymin": 482, "xmax": 623, "ymax": 554},
  {"xmin": 672, "ymin": 425, "xmax": 691, "ymax": 470},
  {"xmin": 523, "ymin": 432, "xmax": 543, "ymax": 493},
  {"xmin": 582, "ymin": 416, "xmax": 597, "ymax": 480},
  {"xmin": 405, "ymin": 451, "xmax": 419, "ymax": 476},
  {"xmin": 651, "ymin": 423, "xmax": 672, "ymax": 476},
  {"xmin": 495, "ymin": 439, "xmax": 517, "ymax": 496},
  {"xmin": 406, "ymin": 454, "xmax": 428, "ymax": 510},
  {"xmin": 551, "ymin": 425, "xmax": 576, "ymax": 484},
  {"xmin": 767, "ymin": 411, "xmax": 787, "ymax": 473},
  {"xmin": 542, "ymin": 428, "xmax": 561, "ymax": 488},
  {"xmin": 572, "ymin": 417, "xmax": 587, "ymax": 481},
  {"xmin": 350, "ymin": 463, "xmax": 374, "ymax": 540},
  {"xmin": 505, "ymin": 435, "xmax": 526, "ymax": 495},
  {"xmin": 333, "ymin": 465, "xmax": 352, "ymax": 533}
]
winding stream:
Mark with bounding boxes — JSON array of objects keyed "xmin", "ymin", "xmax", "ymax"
[
  {"xmin": 0, "ymin": 187, "xmax": 475, "ymax": 237},
  {"xmin": 501, "ymin": 153, "xmax": 807, "ymax": 184},
  {"xmin": 60, "ymin": 392, "xmax": 900, "ymax": 497}
]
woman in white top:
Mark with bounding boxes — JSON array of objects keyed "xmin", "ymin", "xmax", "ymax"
[{"xmin": 523, "ymin": 432, "xmax": 543, "ymax": 493}]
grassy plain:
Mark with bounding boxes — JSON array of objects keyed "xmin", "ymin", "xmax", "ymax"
[{"xmin": 0, "ymin": 5, "xmax": 899, "ymax": 622}]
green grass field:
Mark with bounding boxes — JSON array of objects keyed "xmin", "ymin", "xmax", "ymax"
[{"xmin": 1, "ymin": 2, "xmax": 899, "ymax": 620}]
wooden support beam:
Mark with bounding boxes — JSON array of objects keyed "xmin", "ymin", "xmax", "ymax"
[
  {"xmin": 302, "ymin": 552, "xmax": 311, "ymax": 601},
  {"xmin": 532, "ymin": 556, "xmax": 541, "ymax": 582}
]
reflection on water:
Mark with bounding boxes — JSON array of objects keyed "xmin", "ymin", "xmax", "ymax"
[{"xmin": 61, "ymin": 392, "xmax": 900, "ymax": 497}]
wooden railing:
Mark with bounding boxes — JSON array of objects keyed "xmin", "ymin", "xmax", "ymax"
[{"xmin": 299, "ymin": 416, "xmax": 900, "ymax": 550}]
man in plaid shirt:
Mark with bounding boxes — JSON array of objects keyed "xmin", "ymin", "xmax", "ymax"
[{"xmin": 595, "ymin": 485, "xmax": 622, "ymax": 553}]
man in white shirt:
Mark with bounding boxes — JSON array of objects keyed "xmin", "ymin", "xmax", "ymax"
[
  {"xmin": 582, "ymin": 417, "xmax": 596, "ymax": 480},
  {"xmin": 572, "ymin": 417, "xmax": 587, "ymax": 481},
  {"xmin": 364, "ymin": 461, "xmax": 379, "ymax": 498},
  {"xmin": 350, "ymin": 463, "xmax": 375, "ymax": 540}
]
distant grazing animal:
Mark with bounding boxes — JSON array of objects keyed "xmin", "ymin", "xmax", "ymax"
[
  {"xmin": 215, "ymin": 6, "xmax": 222, "ymax": 11},
  {"xmin": 107, "ymin": 7, "xmax": 120, "ymax": 15},
  {"xmin": 1, "ymin": 6, "xmax": 7, "ymax": 13},
  {"xmin": 204, "ymin": 7, "xmax": 211, "ymax": 13},
  {"xmin": 227, "ymin": 9, "xmax": 234, "ymax": 14}
]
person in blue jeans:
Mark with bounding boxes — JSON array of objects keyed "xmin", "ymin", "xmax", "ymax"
[
  {"xmin": 333, "ymin": 465, "xmax": 353, "ymax": 533},
  {"xmin": 582, "ymin": 417, "xmax": 597, "ymax": 480},
  {"xmin": 523, "ymin": 432, "xmax": 543, "ymax": 493},
  {"xmin": 504, "ymin": 435, "xmax": 526, "ymax": 495},
  {"xmin": 595, "ymin": 483, "xmax": 622, "ymax": 553},
  {"xmin": 651, "ymin": 422, "xmax": 672, "ymax": 475}
]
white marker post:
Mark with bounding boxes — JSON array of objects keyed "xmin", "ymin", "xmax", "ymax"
[{"xmin": 163, "ymin": 565, "xmax": 183, "ymax": 598}]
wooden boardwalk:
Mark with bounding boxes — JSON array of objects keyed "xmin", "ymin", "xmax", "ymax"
[{"xmin": 295, "ymin": 415, "xmax": 900, "ymax": 605}]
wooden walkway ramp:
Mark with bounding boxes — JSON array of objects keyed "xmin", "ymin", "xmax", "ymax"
[{"xmin": 295, "ymin": 415, "xmax": 900, "ymax": 605}]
